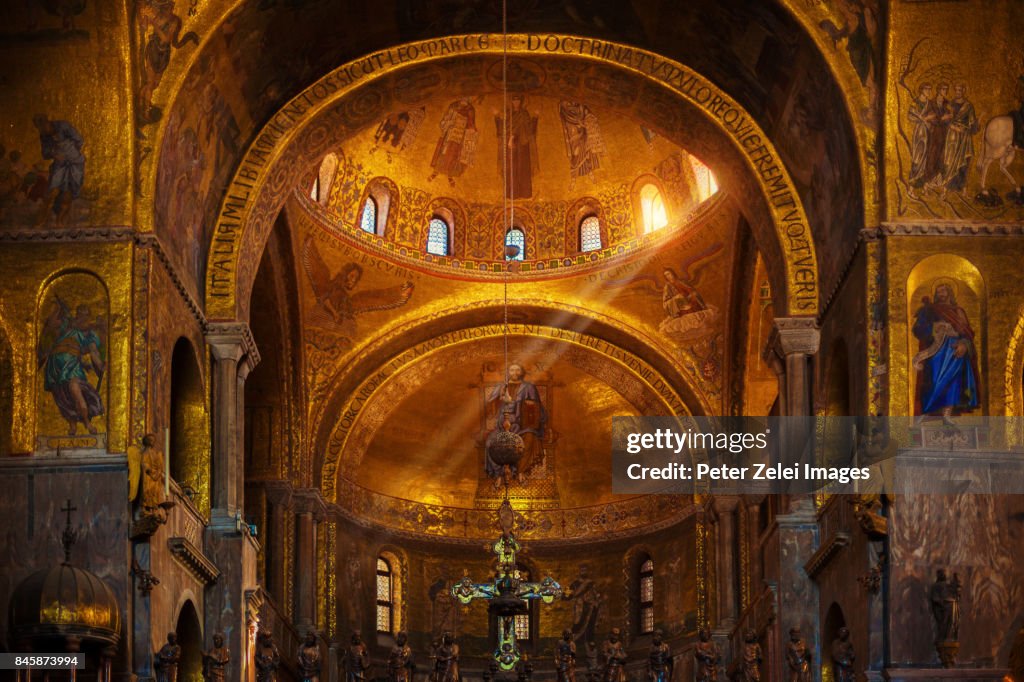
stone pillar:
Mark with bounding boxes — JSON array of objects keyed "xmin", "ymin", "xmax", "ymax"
[
  {"xmin": 204, "ymin": 322, "xmax": 260, "ymax": 682},
  {"xmin": 207, "ymin": 329, "xmax": 244, "ymax": 519},
  {"xmin": 714, "ymin": 496, "xmax": 740, "ymax": 627},
  {"xmin": 763, "ymin": 317, "xmax": 820, "ymax": 418},
  {"xmin": 774, "ymin": 499, "xmax": 820, "ymax": 682},
  {"xmin": 264, "ymin": 483, "xmax": 292, "ymax": 607},
  {"xmin": 293, "ymin": 490, "xmax": 323, "ymax": 632}
]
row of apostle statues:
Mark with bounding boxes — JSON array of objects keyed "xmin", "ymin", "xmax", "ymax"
[{"xmin": 151, "ymin": 623, "xmax": 862, "ymax": 682}]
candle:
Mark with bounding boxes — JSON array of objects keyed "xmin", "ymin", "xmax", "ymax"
[{"xmin": 164, "ymin": 427, "xmax": 170, "ymax": 498}]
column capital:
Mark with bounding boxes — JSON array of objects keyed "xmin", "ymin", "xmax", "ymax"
[
  {"xmin": 205, "ymin": 320, "xmax": 261, "ymax": 368},
  {"xmin": 293, "ymin": 488, "xmax": 327, "ymax": 518},
  {"xmin": 764, "ymin": 317, "xmax": 820, "ymax": 360},
  {"xmin": 263, "ymin": 480, "xmax": 294, "ymax": 508}
]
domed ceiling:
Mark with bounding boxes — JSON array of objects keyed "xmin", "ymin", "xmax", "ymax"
[{"xmin": 298, "ymin": 85, "xmax": 717, "ymax": 272}]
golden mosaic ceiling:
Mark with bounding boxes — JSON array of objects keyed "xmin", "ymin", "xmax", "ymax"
[{"xmin": 303, "ymin": 88, "xmax": 718, "ymax": 266}]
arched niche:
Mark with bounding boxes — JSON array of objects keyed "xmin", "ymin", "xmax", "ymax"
[
  {"xmin": 175, "ymin": 599, "xmax": 204, "ymax": 682},
  {"xmin": 35, "ymin": 271, "xmax": 109, "ymax": 445},
  {"xmin": 169, "ymin": 337, "xmax": 210, "ymax": 517},
  {"xmin": 905, "ymin": 254, "xmax": 986, "ymax": 418}
]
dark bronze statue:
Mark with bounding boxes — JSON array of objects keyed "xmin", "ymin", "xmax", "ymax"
[
  {"xmin": 647, "ymin": 629, "xmax": 673, "ymax": 682},
  {"xmin": 202, "ymin": 633, "xmax": 230, "ymax": 682},
  {"xmin": 930, "ymin": 569, "xmax": 961, "ymax": 642},
  {"xmin": 388, "ymin": 631, "xmax": 414, "ymax": 682},
  {"xmin": 298, "ymin": 630, "xmax": 321, "ymax": 682},
  {"xmin": 601, "ymin": 628, "xmax": 627, "ymax": 682},
  {"xmin": 254, "ymin": 630, "xmax": 281, "ymax": 682},
  {"xmin": 154, "ymin": 632, "xmax": 181, "ymax": 682},
  {"xmin": 694, "ymin": 628, "xmax": 720, "ymax": 682},
  {"xmin": 585, "ymin": 641, "xmax": 600, "ymax": 682},
  {"xmin": 345, "ymin": 631, "xmax": 369, "ymax": 682},
  {"xmin": 785, "ymin": 628, "xmax": 811, "ymax": 682},
  {"xmin": 433, "ymin": 632, "xmax": 460, "ymax": 682},
  {"xmin": 830, "ymin": 627, "xmax": 855, "ymax": 682},
  {"xmin": 555, "ymin": 629, "xmax": 577, "ymax": 682},
  {"xmin": 728, "ymin": 629, "xmax": 761, "ymax": 682}
]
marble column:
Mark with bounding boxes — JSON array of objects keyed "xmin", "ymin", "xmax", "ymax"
[
  {"xmin": 293, "ymin": 490, "xmax": 323, "ymax": 632},
  {"xmin": 764, "ymin": 317, "xmax": 820, "ymax": 418},
  {"xmin": 204, "ymin": 322, "xmax": 260, "ymax": 682},
  {"xmin": 264, "ymin": 482, "xmax": 292, "ymax": 607},
  {"xmin": 714, "ymin": 496, "xmax": 740, "ymax": 627}
]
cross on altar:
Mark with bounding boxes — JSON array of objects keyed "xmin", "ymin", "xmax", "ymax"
[{"xmin": 452, "ymin": 500, "xmax": 562, "ymax": 671}]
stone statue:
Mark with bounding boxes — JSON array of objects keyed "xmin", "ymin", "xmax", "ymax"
[
  {"xmin": 929, "ymin": 569, "xmax": 961, "ymax": 642},
  {"xmin": 647, "ymin": 629, "xmax": 673, "ymax": 682},
  {"xmin": 298, "ymin": 630, "xmax": 321, "ymax": 682},
  {"xmin": 202, "ymin": 633, "xmax": 230, "ymax": 682},
  {"xmin": 728, "ymin": 629, "xmax": 761, "ymax": 682},
  {"xmin": 388, "ymin": 631, "xmax": 414, "ymax": 682},
  {"xmin": 693, "ymin": 628, "xmax": 720, "ymax": 682},
  {"xmin": 154, "ymin": 632, "xmax": 181, "ymax": 682},
  {"xmin": 555, "ymin": 629, "xmax": 577, "ymax": 682},
  {"xmin": 254, "ymin": 630, "xmax": 281, "ymax": 682},
  {"xmin": 433, "ymin": 632, "xmax": 460, "ymax": 682},
  {"xmin": 345, "ymin": 631, "xmax": 369, "ymax": 682},
  {"xmin": 601, "ymin": 628, "xmax": 627, "ymax": 682},
  {"xmin": 785, "ymin": 628, "xmax": 811, "ymax": 682},
  {"xmin": 830, "ymin": 627, "xmax": 855, "ymax": 682}
]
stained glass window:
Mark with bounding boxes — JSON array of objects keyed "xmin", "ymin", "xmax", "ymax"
[
  {"xmin": 377, "ymin": 557, "xmax": 392, "ymax": 633},
  {"xmin": 640, "ymin": 184, "xmax": 668, "ymax": 233},
  {"xmin": 427, "ymin": 217, "xmax": 449, "ymax": 256},
  {"xmin": 506, "ymin": 227, "xmax": 525, "ymax": 260},
  {"xmin": 361, "ymin": 197, "xmax": 377, "ymax": 234},
  {"xmin": 580, "ymin": 215, "xmax": 602, "ymax": 252},
  {"xmin": 514, "ymin": 612, "xmax": 530, "ymax": 640},
  {"xmin": 640, "ymin": 557, "xmax": 654, "ymax": 634}
]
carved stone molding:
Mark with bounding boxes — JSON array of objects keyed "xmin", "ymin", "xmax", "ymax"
[
  {"xmin": 803, "ymin": 531, "xmax": 851, "ymax": 579},
  {"xmin": 168, "ymin": 536, "xmax": 221, "ymax": 585},
  {"xmin": 262, "ymin": 480, "xmax": 295, "ymax": 508},
  {"xmin": 205, "ymin": 321, "xmax": 261, "ymax": 369},
  {"xmin": 135, "ymin": 233, "xmax": 207, "ymax": 328},
  {"xmin": 0, "ymin": 226, "xmax": 135, "ymax": 242},
  {"xmin": 879, "ymin": 221, "xmax": 1024, "ymax": 237}
]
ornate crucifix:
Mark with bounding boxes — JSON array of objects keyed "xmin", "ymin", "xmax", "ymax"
[{"xmin": 452, "ymin": 500, "xmax": 562, "ymax": 671}]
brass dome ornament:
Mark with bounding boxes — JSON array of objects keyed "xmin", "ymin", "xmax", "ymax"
[
  {"xmin": 8, "ymin": 499, "xmax": 121, "ymax": 680},
  {"xmin": 485, "ymin": 428, "xmax": 525, "ymax": 469}
]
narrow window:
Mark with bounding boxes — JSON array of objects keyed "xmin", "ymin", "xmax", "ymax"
[
  {"xmin": 639, "ymin": 557, "xmax": 654, "ymax": 634},
  {"xmin": 640, "ymin": 184, "xmax": 668, "ymax": 233},
  {"xmin": 310, "ymin": 176, "xmax": 320, "ymax": 202},
  {"xmin": 361, "ymin": 197, "xmax": 377, "ymax": 234},
  {"xmin": 377, "ymin": 557, "xmax": 393, "ymax": 633},
  {"xmin": 580, "ymin": 215, "xmax": 602, "ymax": 252},
  {"xmin": 514, "ymin": 611, "xmax": 531, "ymax": 640},
  {"xmin": 427, "ymin": 217, "xmax": 449, "ymax": 256},
  {"xmin": 505, "ymin": 227, "xmax": 525, "ymax": 260}
]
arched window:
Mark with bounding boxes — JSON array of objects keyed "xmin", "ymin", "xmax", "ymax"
[
  {"xmin": 309, "ymin": 176, "xmax": 320, "ymax": 202},
  {"xmin": 361, "ymin": 197, "xmax": 377, "ymax": 234},
  {"xmin": 317, "ymin": 153, "xmax": 340, "ymax": 204},
  {"xmin": 377, "ymin": 557, "xmax": 393, "ymax": 633},
  {"xmin": 580, "ymin": 215, "xmax": 602, "ymax": 252},
  {"xmin": 505, "ymin": 227, "xmax": 525, "ymax": 260},
  {"xmin": 639, "ymin": 557, "xmax": 654, "ymax": 634},
  {"xmin": 427, "ymin": 217, "xmax": 449, "ymax": 256},
  {"xmin": 640, "ymin": 184, "xmax": 668, "ymax": 233}
]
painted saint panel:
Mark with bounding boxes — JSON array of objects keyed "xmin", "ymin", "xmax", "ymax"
[{"xmin": 36, "ymin": 271, "xmax": 109, "ymax": 448}]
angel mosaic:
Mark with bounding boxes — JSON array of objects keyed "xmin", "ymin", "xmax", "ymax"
[
  {"xmin": 301, "ymin": 236, "xmax": 414, "ymax": 340},
  {"xmin": 37, "ymin": 296, "xmax": 106, "ymax": 435},
  {"xmin": 607, "ymin": 244, "xmax": 722, "ymax": 343}
]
